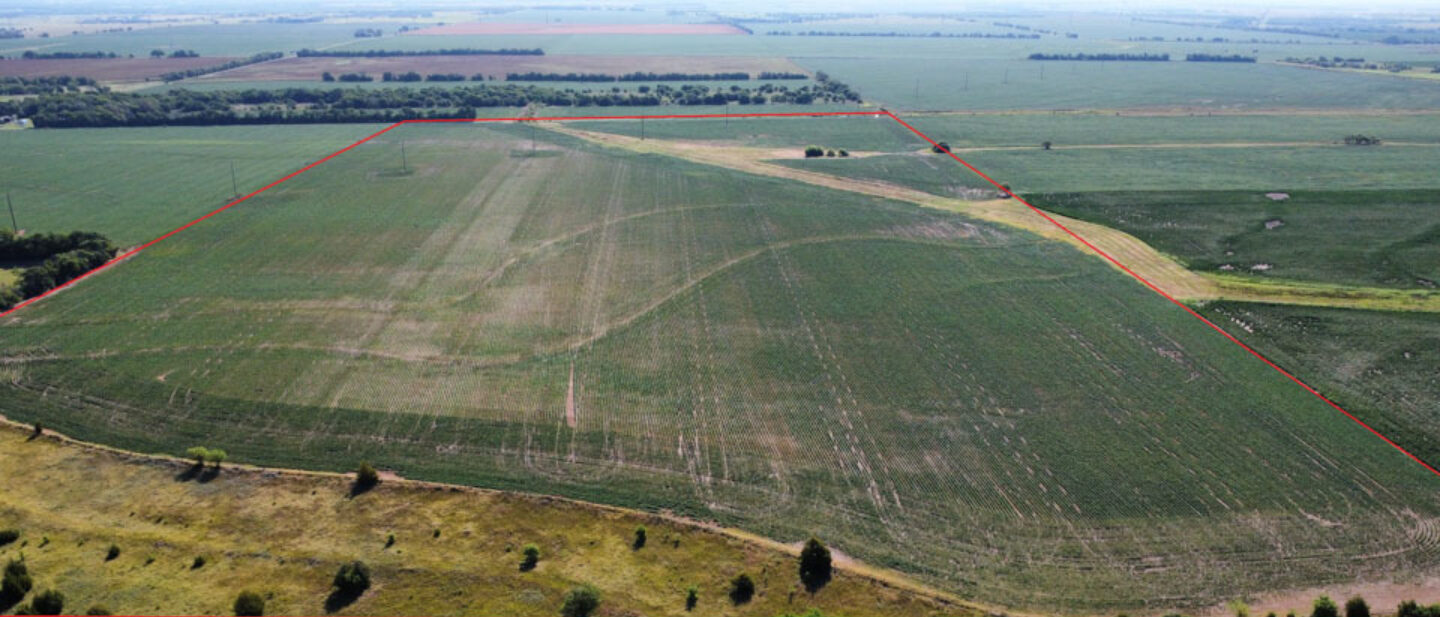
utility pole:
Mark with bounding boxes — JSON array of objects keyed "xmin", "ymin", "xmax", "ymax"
[
  {"xmin": 724, "ymin": 102, "xmax": 729, "ymax": 128},
  {"xmin": 640, "ymin": 117, "xmax": 645, "ymax": 140},
  {"xmin": 401, "ymin": 141, "xmax": 408, "ymax": 172},
  {"xmin": 229, "ymin": 162, "xmax": 239, "ymax": 198},
  {"xmin": 530, "ymin": 121, "xmax": 536, "ymax": 152},
  {"xmin": 5, "ymin": 192, "xmax": 16, "ymax": 234}
]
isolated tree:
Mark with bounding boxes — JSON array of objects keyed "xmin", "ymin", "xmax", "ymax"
[
  {"xmin": 1314, "ymin": 596, "xmax": 1340, "ymax": 617},
  {"xmin": 1042, "ymin": 141, "xmax": 1052, "ymax": 150},
  {"xmin": 205, "ymin": 449, "xmax": 227, "ymax": 468},
  {"xmin": 30, "ymin": 589, "xmax": 64, "ymax": 615},
  {"xmin": 332, "ymin": 561, "xmax": 371, "ymax": 595},
  {"xmin": 798, "ymin": 537, "xmax": 833, "ymax": 592},
  {"xmin": 633, "ymin": 525, "xmax": 647, "ymax": 550},
  {"xmin": 728, "ymin": 573, "xmax": 755, "ymax": 605},
  {"xmin": 30, "ymin": 422, "xmax": 41, "ymax": 438},
  {"xmin": 185, "ymin": 446, "xmax": 210, "ymax": 465},
  {"xmin": 560, "ymin": 585, "xmax": 601, "ymax": 617},
  {"xmin": 804, "ymin": 146, "xmax": 824, "ymax": 158},
  {"xmin": 520, "ymin": 544, "xmax": 540, "ymax": 571},
  {"xmin": 1345, "ymin": 597, "xmax": 1370, "ymax": 617},
  {"xmin": 105, "ymin": 544, "xmax": 121, "ymax": 561},
  {"xmin": 354, "ymin": 462, "xmax": 379, "ymax": 493},
  {"xmin": 322, "ymin": 72, "xmax": 335, "ymax": 82},
  {"xmin": 932, "ymin": 142, "xmax": 950, "ymax": 153},
  {"xmin": 685, "ymin": 586, "xmax": 698, "ymax": 611},
  {"xmin": 234, "ymin": 590, "xmax": 265, "ymax": 616},
  {"xmin": 150, "ymin": 49, "xmax": 165, "ymax": 58}
]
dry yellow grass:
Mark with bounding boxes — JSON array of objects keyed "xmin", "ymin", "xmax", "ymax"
[{"xmin": 0, "ymin": 421, "xmax": 979, "ymax": 617}]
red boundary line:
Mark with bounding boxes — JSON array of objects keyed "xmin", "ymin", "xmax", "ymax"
[{"xmin": 2, "ymin": 108, "xmax": 1435, "ymax": 481}]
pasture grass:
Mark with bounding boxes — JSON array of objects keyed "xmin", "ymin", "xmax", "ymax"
[{"xmin": 1, "ymin": 123, "xmax": 1438, "ymax": 611}]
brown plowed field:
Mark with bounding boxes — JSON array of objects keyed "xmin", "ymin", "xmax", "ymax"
[
  {"xmin": 0, "ymin": 57, "xmax": 237, "ymax": 81},
  {"xmin": 406, "ymin": 22, "xmax": 748, "ymax": 35},
  {"xmin": 201, "ymin": 54, "xmax": 806, "ymax": 82}
]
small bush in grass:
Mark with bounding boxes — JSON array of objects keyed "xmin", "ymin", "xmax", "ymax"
[
  {"xmin": 1314, "ymin": 596, "xmax": 1340, "ymax": 617},
  {"xmin": 520, "ymin": 544, "xmax": 540, "ymax": 571},
  {"xmin": 1345, "ymin": 597, "xmax": 1370, "ymax": 617},
  {"xmin": 560, "ymin": 585, "xmax": 600, "ymax": 617},
  {"xmin": 2, "ymin": 559, "xmax": 34, "ymax": 600},
  {"xmin": 685, "ymin": 586, "xmax": 698, "ymax": 611},
  {"xmin": 333, "ymin": 561, "xmax": 371, "ymax": 595},
  {"xmin": 85, "ymin": 605, "xmax": 111, "ymax": 615},
  {"xmin": 728, "ymin": 573, "xmax": 754, "ymax": 605},
  {"xmin": 30, "ymin": 589, "xmax": 63, "ymax": 615},
  {"xmin": 234, "ymin": 590, "xmax": 265, "ymax": 616},
  {"xmin": 192, "ymin": 555, "xmax": 207, "ymax": 570},
  {"xmin": 0, "ymin": 530, "xmax": 18, "ymax": 547},
  {"xmin": 105, "ymin": 544, "xmax": 120, "ymax": 561},
  {"xmin": 632, "ymin": 526, "xmax": 646, "ymax": 550},
  {"xmin": 384, "ymin": 533, "xmax": 395, "ymax": 549}
]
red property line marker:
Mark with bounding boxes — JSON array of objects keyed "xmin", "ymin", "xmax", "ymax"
[
  {"xmin": 882, "ymin": 109, "xmax": 1440, "ymax": 479},
  {"xmin": 3, "ymin": 108, "xmax": 1434, "ymax": 481}
]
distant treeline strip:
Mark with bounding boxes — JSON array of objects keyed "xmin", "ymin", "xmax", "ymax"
[
  {"xmin": 769, "ymin": 30, "xmax": 1040, "ymax": 40},
  {"xmin": 0, "ymin": 230, "xmax": 117, "ymax": 310},
  {"xmin": 1185, "ymin": 53, "xmax": 1257, "ymax": 63},
  {"xmin": 1, "ymin": 75, "xmax": 98, "ymax": 95},
  {"xmin": 296, "ymin": 48, "xmax": 544, "ymax": 58},
  {"xmin": 1028, "ymin": 53, "xmax": 1170, "ymax": 61},
  {"xmin": 162, "ymin": 52, "xmax": 284, "ymax": 82},
  {"xmin": 16, "ymin": 51, "xmax": 119, "ymax": 60},
  {"xmin": 1, "ymin": 80, "xmax": 861, "ymax": 128},
  {"xmin": 505, "ymin": 71, "xmax": 808, "ymax": 82}
]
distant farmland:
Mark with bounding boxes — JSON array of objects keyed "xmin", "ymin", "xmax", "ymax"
[
  {"xmin": 0, "ymin": 56, "xmax": 237, "ymax": 80},
  {"xmin": 202, "ymin": 54, "xmax": 808, "ymax": 83},
  {"xmin": 1, "ymin": 122, "xmax": 1439, "ymax": 611}
]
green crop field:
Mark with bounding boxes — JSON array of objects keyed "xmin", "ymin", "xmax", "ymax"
[
  {"xmin": 1030, "ymin": 190, "xmax": 1440, "ymax": 289},
  {"xmin": 2, "ymin": 122, "xmax": 1439, "ymax": 612}
]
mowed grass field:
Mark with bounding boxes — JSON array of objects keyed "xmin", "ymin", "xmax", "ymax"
[{"xmin": 2, "ymin": 122, "xmax": 1440, "ymax": 611}]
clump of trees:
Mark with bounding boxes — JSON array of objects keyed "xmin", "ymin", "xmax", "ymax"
[
  {"xmin": 332, "ymin": 561, "xmax": 371, "ymax": 595},
  {"xmin": 337, "ymin": 73, "xmax": 374, "ymax": 82},
  {"xmin": 0, "ymin": 28, "xmax": 22, "ymax": 39},
  {"xmin": 0, "ymin": 76, "xmax": 98, "ymax": 96},
  {"xmin": 2, "ymin": 559, "xmax": 33, "ymax": 605},
  {"xmin": 0, "ymin": 229, "xmax": 117, "ymax": 311},
  {"xmin": 1343, "ymin": 134, "xmax": 1382, "ymax": 146},
  {"xmin": 798, "ymin": 537, "xmax": 832, "ymax": 592},
  {"xmin": 184, "ymin": 446, "xmax": 228, "ymax": 468},
  {"xmin": 353, "ymin": 28, "xmax": 382, "ymax": 38},
  {"xmin": 804, "ymin": 146, "xmax": 825, "ymax": 158}
]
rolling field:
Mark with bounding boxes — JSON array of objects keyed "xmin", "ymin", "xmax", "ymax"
[{"xmin": 2, "ymin": 121, "xmax": 1440, "ymax": 611}]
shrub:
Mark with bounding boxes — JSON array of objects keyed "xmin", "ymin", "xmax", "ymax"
[
  {"xmin": 384, "ymin": 533, "xmax": 395, "ymax": 549},
  {"xmin": 2, "ymin": 559, "xmax": 33, "ymax": 601},
  {"xmin": 560, "ymin": 585, "xmax": 601, "ymax": 617},
  {"xmin": 30, "ymin": 589, "xmax": 63, "ymax": 615},
  {"xmin": 105, "ymin": 544, "xmax": 120, "ymax": 561},
  {"xmin": 633, "ymin": 526, "xmax": 647, "ymax": 550},
  {"xmin": 85, "ymin": 605, "xmax": 111, "ymax": 615},
  {"xmin": 333, "ymin": 561, "xmax": 371, "ymax": 594},
  {"xmin": 803, "ymin": 146, "xmax": 824, "ymax": 158},
  {"xmin": 355, "ymin": 462, "xmax": 379, "ymax": 492},
  {"xmin": 838, "ymin": 149, "xmax": 849, "ymax": 157},
  {"xmin": 1345, "ymin": 597, "xmax": 1369, "ymax": 617},
  {"xmin": 798, "ymin": 537, "xmax": 832, "ymax": 592},
  {"xmin": 30, "ymin": 423, "xmax": 41, "ymax": 437},
  {"xmin": 728, "ymin": 573, "xmax": 754, "ymax": 605},
  {"xmin": 234, "ymin": 590, "xmax": 265, "ymax": 616},
  {"xmin": 1042, "ymin": 141, "xmax": 1053, "ymax": 150},
  {"xmin": 185, "ymin": 446, "xmax": 210, "ymax": 465},
  {"xmin": 932, "ymin": 142, "xmax": 950, "ymax": 153},
  {"xmin": 192, "ymin": 555, "xmax": 207, "ymax": 569},
  {"xmin": 685, "ymin": 586, "xmax": 698, "ymax": 611},
  {"xmin": 1314, "ymin": 596, "xmax": 1340, "ymax": 617},
  {"xmin": 204, "ymin": 449, "xmax": 227, "ymax": 468},
  {"xmin": 520, "ymin": 544, "xmax": 540, "ymax": 571},
  {"xmin": 825, "ymin": 150, "xmax": 836, "ymax": 157},
  {"xmin": 0, "ymin": 530, "xmax": 18, "ymax": 547}
]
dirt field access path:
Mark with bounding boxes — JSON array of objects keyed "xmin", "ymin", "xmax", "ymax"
[{"xmin": 550, "ymin": 125, "xmax": 1440, "ymax": 313}]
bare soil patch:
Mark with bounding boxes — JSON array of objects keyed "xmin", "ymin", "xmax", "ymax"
[
  {"xmin": 0, "ymin": 57, "xmax": 238, "ymax": 81},
  {"xmin": 407, "ymin": 22, "xmax": 748, "ymax": 36},
  {"xmin": 203, "ymin": 54, "xmax": 804, "ymax": 82}
]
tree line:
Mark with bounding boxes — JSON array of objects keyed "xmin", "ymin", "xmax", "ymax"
[
  {"xmin": 0, "ymin": 230, "xmax": 117, "ymax": 311},
  {"xmin": 296, "ymin": 48, "xmax": 545, "ymax": 57},
  {"xmin": 505, "ymin": 71, "xmax": 773, "ymax": 82},
  {"xmin": 161, "ymin": 52, "xmax": 284, "ymax": 82},
  {"xmin": 768, "ymin": 30, "xmax": 1041, "ymax": 39},
  {"xmin": 18, "ymin": 51, "xmax": 119, "ymax": 59},
  {"xmin": 1028, "ymin": 52, "xmax": 1170, "ymax": 61},
  {"xmin": 1185, "ymin": 53, "xmax": 1257, "ymax": 62},
  {"xmin": 0, "ymin": 76, "xmax": 97, "ymax": 95},
  {"xmin": 0, "ymin": 79, "xmax": 862, "ymax": 128},
  {"xmin": 0, "ymin": 28, "xmax": 23, "ymax": 39}
]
